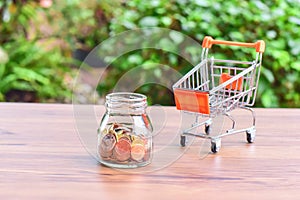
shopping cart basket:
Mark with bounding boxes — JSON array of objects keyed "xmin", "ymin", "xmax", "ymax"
[{"xmin": 173, "ymin": 36, "xmax": 265, "ymax": 153}]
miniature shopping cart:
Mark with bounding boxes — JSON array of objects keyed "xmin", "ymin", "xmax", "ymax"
[{"xmin": 173, "ymin": 36, "xmax": 265, "ymax": 153}]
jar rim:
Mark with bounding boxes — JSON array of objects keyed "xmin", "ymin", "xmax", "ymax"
[
  {"xmin": 106, "ymin": 92, "xmax": 147, "ymax": 102},
  {"xmin": 105, "ymin": 92, "xmax": 147, "ymax": 111}
]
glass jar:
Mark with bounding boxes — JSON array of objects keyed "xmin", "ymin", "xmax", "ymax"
[{"xmin": 97, "ymin": 92, "xmax": 153, "ymax": 168}]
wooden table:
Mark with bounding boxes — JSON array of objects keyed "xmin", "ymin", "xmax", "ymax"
[{"xmin": 0, "ymin": 103, "xmax": 299, "ymax": 200}]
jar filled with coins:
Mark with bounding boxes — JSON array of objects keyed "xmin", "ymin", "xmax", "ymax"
[{"xmin": 97, "ymin": 92, "xmax": 153, "ymax": 168}]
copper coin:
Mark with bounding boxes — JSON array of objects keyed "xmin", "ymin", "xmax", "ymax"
[
  {"xmin": 114, "ymin": 138, "xmax": 131, "ymax": 162},
  {"xmin": 99, "ymin": 133, "xmax": 116, "ymax": 158},
  {"xmin": 116, "ymin": 134, "xmax": 131, "ymax": 143},
  {"xmin": 131, "ymin": 144, "xmax": 145, "ymax": 162}
]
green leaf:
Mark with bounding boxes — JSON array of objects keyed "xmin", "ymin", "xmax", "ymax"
[
  {"xmin": 168, "ymin": 54, "xmax": 178, "ymax": 66},
  {"xmin": 142, "ymin": 63, "xmax": 157, "ymax": 70},
  {"xmin": 272, "ymin": 50, "xmax": 290, "ymax": 67},
  {"xmin": 154, "ymin": 68, "xmax": 162, "ymax": 78},
  {"xmin": 0, "ymin": 74, "xmax": 18, "ymax": 93},
  {"xmin": 291, "ymin": 61, "xmax": 300, "ymax": 71},
  {"xmin": 229, "ymin": 32, "xmax": 244, "ymax": 41},
  {"xmin": 161, "ymin": 16, "xmax": 172, "ymax": 26},
  {"xmin": 128, "ymin": 54, "xmax": 143, "ymax": 65},
  {"xmin": 266, "ymin": 30, "xmax": 277, "ymax": 39},
  {"xmin": 12, "ymin": 67, "xmax": 50, "ymax": 85},
  {"xmin": 194, "ymin": 0, "xmax": 210, "ymax": 7},
  {"xmin": 0, "ymin": 47, "xmax": 9, "ymax": 64},
  {"xmin": 288, "ymin": 39, "xmax": 300, "ymax": 55},
  {"xmin": 261, "ymin": 68, "xmax": 275, "ymax": 83},
  {"xmin": 270, "ymin": 39, "xmax": 286, "ymax": 49},
  {"xmin": 158, "ymin": 38, "xmax": 177, "ymax": 52},
  {"xmin": 0, "ymin": 64, "xmax": 6, "ymax": 79},
  {"xmin": 139, "ymin": 16, "xmax": 159, "ymax": 27},
  {"xmin": 261, "ymin": 89, "xmax": 279, "ymax": 108},
  {"xmin": 169, "ymin": 31, "xmax": 184, "ymax": 44},
  {"xmin": 11, "ymin": 81, "xmax": 34, "ymax": 91},
  {"xmin": 0, "ymin": 92, "xmax": 4, "ymax": 101}
]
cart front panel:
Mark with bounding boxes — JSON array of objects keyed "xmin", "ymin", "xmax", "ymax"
[{"xmin": 174, "ymin": 88, "xmax": 210, "ymax": 114}]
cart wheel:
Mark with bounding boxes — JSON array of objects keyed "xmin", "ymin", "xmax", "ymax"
[
  {"xmin": 246, "ymin": 130, "xmax": 256, "ymax": 143},
  {"xmin": 205, "ymin": 125, "xmax": 210, "ymax": 135},
  {"xmin": 211, "ymin": 138, "xmax": 221, "ymax": 153},
  {"xmin": 180, "ymin": 135, "xmax": 186, "ymax": 147}
]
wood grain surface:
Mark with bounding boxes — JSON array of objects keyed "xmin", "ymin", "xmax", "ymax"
[{"xmin": 0, "ymin": 103, "xmax": 299, "ymax": 200}]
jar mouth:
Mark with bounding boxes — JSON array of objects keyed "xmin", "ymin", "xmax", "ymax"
[
  {"xmin": 106, "ymin": 92, "xmax": 146, "ymax": 102},
  {"xmin": 106, "ymin": 92, "xmax": 147, "ymax": 111}
]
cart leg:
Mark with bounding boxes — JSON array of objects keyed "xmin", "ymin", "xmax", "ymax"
[
  {"xmin": 241, "ymin": 107, "xmax": 256, "ymax": 126},
  {"xmin": 224, "ymin": 112, "xmax": 235, "ymax": 132},
  {"xmin": 180, "ymin": 135, "xmax": 186, "ymax": 147},
  {"xmin": 241, "ymin": 107, "xmax": 256, "ymax": 143},
  {"xmin": 211, "ymin": 138, "xmax": 221, "ymax": 153},
  {"xmin": 246, "ymin": 127, "xmax": 256, "ymax": 143},
  {"xmin": 204, "ymin": 118, "xmax": 212, "ymax": 135}
]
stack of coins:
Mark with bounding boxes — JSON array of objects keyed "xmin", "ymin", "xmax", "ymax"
[{"xmin": 98, "ymin": 123, "xmax": 150, "ymax": 164}]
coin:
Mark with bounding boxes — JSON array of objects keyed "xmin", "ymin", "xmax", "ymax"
[
  {"xmin": 99, "ymin": 133, "xmax": 116, "ymax": 158},
  {"xmin": 116, "ymin": 133, "xmax": 131, "ymax": 142},
  {"xmin": 114, "ymin": 137, "xmax": 131, "ymax": 162},
  {"xmin": 101, "ymin": 128, "xmax": 109, "ymax": 135},
  {"xmin": 131, "ymin": 136, "xmax": 146, "ymax": 147},
  {"xmin": 131, "ymin": 144, "xmax": 145, "ymax": 162}
]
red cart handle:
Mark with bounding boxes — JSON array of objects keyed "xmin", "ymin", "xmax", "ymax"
[{"xmin": 202, "ymin": 36, "xmax": 265, "ymax": 53}]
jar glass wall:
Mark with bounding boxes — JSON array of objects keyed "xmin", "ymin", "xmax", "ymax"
[{"xmin": 97, "ymin": 92, "xmax": 153, "ymax": 168}]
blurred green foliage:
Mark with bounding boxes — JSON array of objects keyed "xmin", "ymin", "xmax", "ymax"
[
  {"xmin": 0, "ymin": 0, "xmax": 118, "ymax": 102},
  {"xmin": 0, "ymin": 37, "xmax": 71, "ymax": 102},
  {"xmin": 0, "ymin": 0, "xmax": 299, "ymax": 107},
  {"xmin": 0, "ymin": 1, "xmax": 72, "ymax": 102},
  {"xmin": 97, "ymin": 0, "xmax": 300, "ymax": 107}
]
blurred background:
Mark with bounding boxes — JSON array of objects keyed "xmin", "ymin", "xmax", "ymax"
[{"xmin": 0, "ymin": 0, "xmax": 299, "ymax": 107}]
